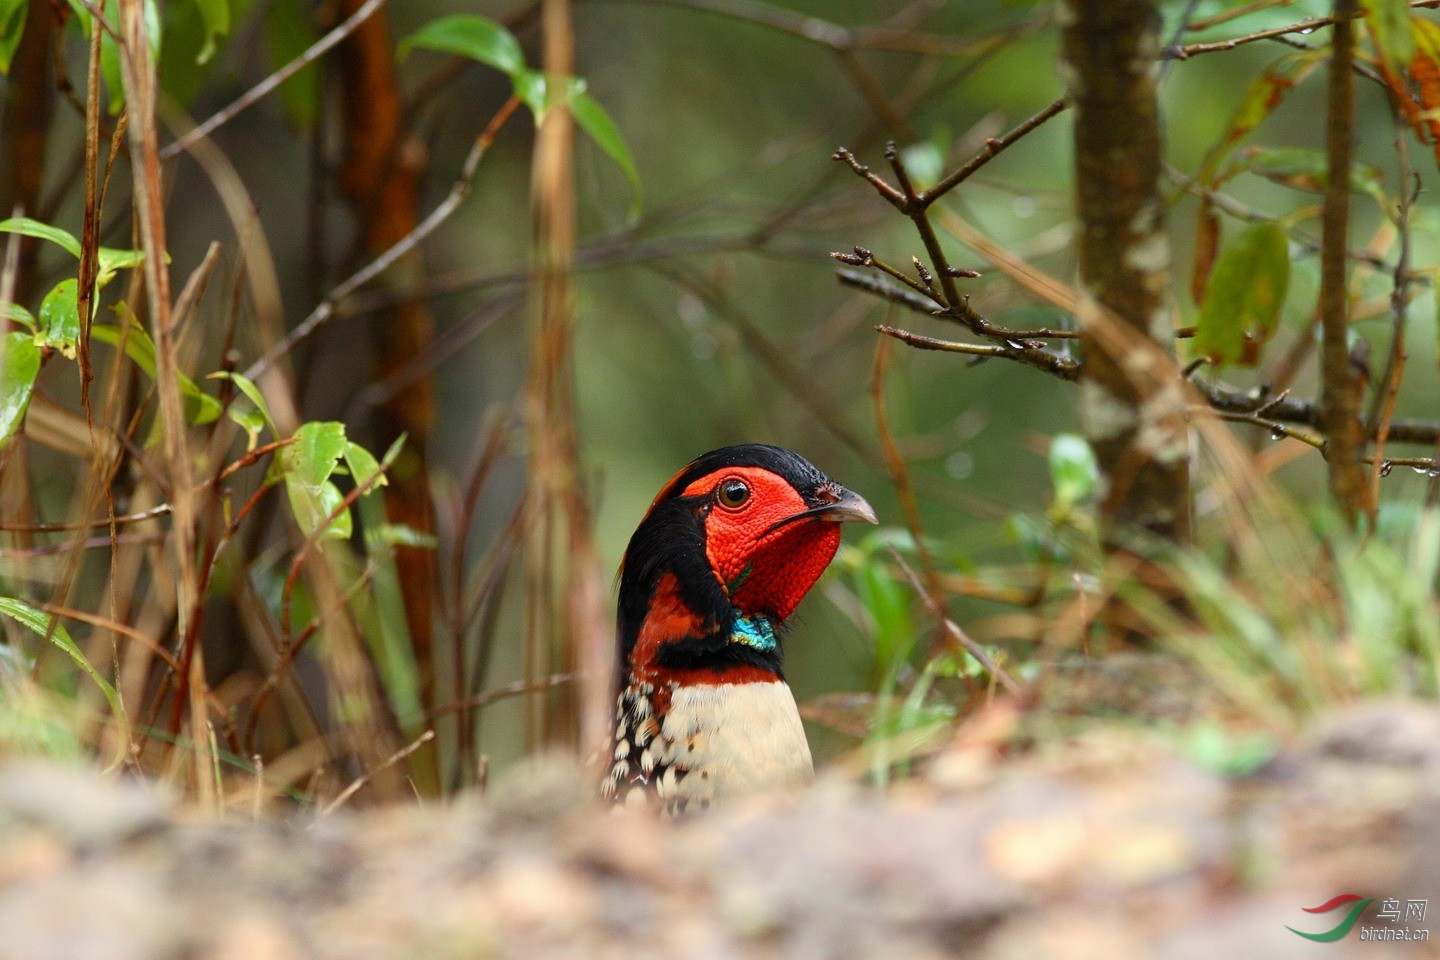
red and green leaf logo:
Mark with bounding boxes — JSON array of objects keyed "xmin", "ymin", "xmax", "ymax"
[{"xmin": 1287, "ymin": 895, "xmax": 1375, "ymax": 942}]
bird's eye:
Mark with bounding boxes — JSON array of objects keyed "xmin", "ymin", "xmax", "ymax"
[{"xmin": 716, "ymin": 479, "xmax": 750, "ymax": 509}]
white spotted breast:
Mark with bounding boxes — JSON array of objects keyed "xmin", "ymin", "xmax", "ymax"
[{"xmin": 605, "ymin": 680, "xmax": 813, "ymax": 814}]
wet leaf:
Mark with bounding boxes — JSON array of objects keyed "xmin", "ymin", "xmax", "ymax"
[
  {"xmin": 37, "ymin": 279, "xmax": 80, "ymax": 359},
  {"xmin": 1194, "ymin": 221, "xmax": 1290, "ymax": 367},
  {"xmin": 0, "ymin": 331, "xmax": 39, "ymax": 446},
  {"xmin": 398, "ymin": 14, "xmax": 524, "ymax": 76}
]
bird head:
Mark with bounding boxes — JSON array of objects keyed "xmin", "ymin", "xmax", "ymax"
[{"xmin": 617, "ymin": 444, "xmax": 876, "ymax": 683}]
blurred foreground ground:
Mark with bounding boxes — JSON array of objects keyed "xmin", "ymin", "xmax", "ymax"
[{"xmin": 1, "ymin": 700, "xmax": 1438, "ymax": 959}]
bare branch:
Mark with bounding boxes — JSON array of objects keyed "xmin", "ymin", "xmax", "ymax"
[
  {"xmin": 876, "ymin": 325, "xmax": 1080, "ymax": 381},
  {"xmin": 920, "ymin": 97, "xmax": 1069, "ymax": 206}
]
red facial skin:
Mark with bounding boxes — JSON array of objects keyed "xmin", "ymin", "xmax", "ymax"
[{"xmin": 678, "ymin": 466, "xmax": 843, "ymax": 622}]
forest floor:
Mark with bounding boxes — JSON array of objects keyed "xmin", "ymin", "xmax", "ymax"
[{"xmin": 2, "ymin": 696, "xmax": 1439, "ymax": 959}]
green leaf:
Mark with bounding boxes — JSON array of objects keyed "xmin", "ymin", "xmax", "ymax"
[
  {"xmin": 1197, "ymin": 50, "xmax": 1325, "ymax": 185},
  {"xmin": 371, "ymin": 523, "xmax": 439, "ymax": 549},
  {"xmin": 37, "ymin": 278, "xmax": 80, "ymax": 359},
  {"xmin": 398, "ymin": 14, "xmax": 524, "ymax": 76},
  {"xmin": 286, "ymin": 421, "xmax": 347, "ymax": 488},
  {"xmin": 1363, "ymin": 0, "xmax": 1415, "ymax": 75},
  {"xmin": 1048, "ymin": 433, "xmax": 1099, "ymax": 509},
  {"xmin": 210, "ymin": 370, "xmax": 276, "ymax": 437},
  {"xmin": 0, "ymin": 331, "xmax": 39, "ymax": 446},
  {"xmin": 513, "ymin": 68, "xmax": 550, "ymax": 120},
  {"xmin": 90, "ymin": 322, "xmax": 223, "ymax": 425},
  {"xmin": 572, "ymin": 87, "xmax": 642, "ymax": 218},
  {"xmin": 1229, "ymin": 146, "xmax": 1392, "ymax": 215},
  {"xmin": 279, "ymin": 422, "xmax": 352, "ymax": 540},
  {"xmin": 192, "ymin": 0, "xmax": 229, "ymax": 64},
  {"xmin": 4, "ymin": 302, "xmax": 35, "ymax": 331},
  {"xmin": 0, "ymin": 0, "xmax": 28, "ymax": 76},
  {"xmin": 857, "ymin": 560, "xmax": 914, "ymax": 676},
  {"xmin": 0, "ymin": 596, "xmax": 124, "ymax": 726},
  {"xmin": 95, "ymin": 247, "xmax": 145, "ymax": 289},
  {"xmin": 1194, "ymin": 221, "xmax": 1291, "ymax": 368},
  {"xmin": 284, "ymin": 478, "xmax": 352, "ymax": 541},
  {"xmin": 0, "ymin": 217, "xmax": 81, "ymax": 258},
  {"xmin": 342, "ymin": 440, "xmax": 385, "ymax": 491}
]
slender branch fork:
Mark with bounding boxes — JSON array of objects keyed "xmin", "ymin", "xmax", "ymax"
[{"xmin": 834, "ymin": 4, "xmax": 1440, "ymax": 481}]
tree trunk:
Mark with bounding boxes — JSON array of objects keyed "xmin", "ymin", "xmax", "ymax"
[
  {"xmin": 1318, "ymin": 0, "xmax": 1369, "ymax": 524},
  {"xmin": 1061, "ymin": 0, "xmax": 1192, "ymax": 549}
]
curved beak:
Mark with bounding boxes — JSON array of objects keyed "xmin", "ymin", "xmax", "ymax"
[
  {"xmin": 758, "ymin": 484, "xmax": 878, "ymax": 538},
  {"xmin": 814, "ymin": 486, "xmax": 878, "ymax": 525}
]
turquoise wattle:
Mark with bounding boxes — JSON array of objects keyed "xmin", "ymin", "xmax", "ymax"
[{"xmin": 730, "ymin": 612, "xmax": 777, "ymax": 653}]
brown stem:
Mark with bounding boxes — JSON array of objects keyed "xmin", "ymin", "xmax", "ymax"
[
  {"xmin": 333, "ymin": 0, "xmax": 439, "ymax": 785},
  {"xmin": 1318, "ymin": 0, "xmax": 1369, "ymax": 524},
  {"xmin": 0, "ymin": 0, "xmax": 55, "ymax": 305}
]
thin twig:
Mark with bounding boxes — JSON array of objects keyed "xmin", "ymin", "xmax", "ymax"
[
  {"xmin": 1370, "ymin": 113, "xmax": 1416, "ymax": 505},
  {"xmin": 316, "ymin": 729, "xmax": 435, "ymax": 817},
  {"xmin": 427, "ymin": 673, "xmax": 575, "ymax": 720},
  {"xmin": 1166, "ymin": 1, "xmax": 1440, "ymax": 60},
  {"xmin": 0, "ymin": 504, "xmax": 172, "ymax": 532},
  {"xmin": 921, "ymin": 97, "xmax": 1068, "ymax": 206},
  {"xmin": 876, "ymin": 324, "xmax": 1081, "ymax": 380},
  {"xmin": 888, "ymin": 547, "xmax": 1022, "ymax": 696}
]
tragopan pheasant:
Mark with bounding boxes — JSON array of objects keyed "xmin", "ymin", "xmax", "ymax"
[{"xmin": 602, "ymin": 444, "xmax": 876, "ymax": 813}]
